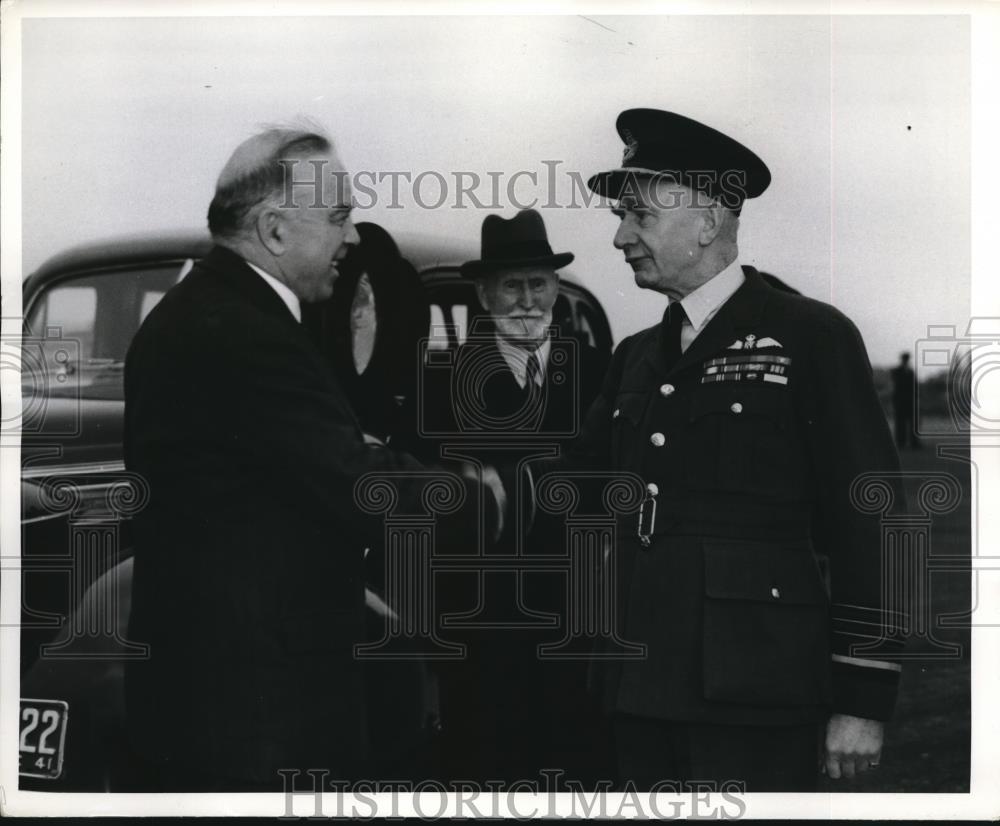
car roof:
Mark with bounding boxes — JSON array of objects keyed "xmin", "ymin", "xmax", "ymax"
[{"xmin": 23, "ymin": 228, "xmax": 582, "ymax": 291}]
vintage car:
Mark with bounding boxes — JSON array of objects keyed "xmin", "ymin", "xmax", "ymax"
[{"xmin": 17, "ymin": 228, "xmax": 614, "ymax": 791}]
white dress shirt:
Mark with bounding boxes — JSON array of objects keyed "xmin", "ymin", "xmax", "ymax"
[
  {"xmin": 246, "ymin": 262, "xmax": 302, "ymax": 323},
  {"xmin": 675, "ymin": 257, "xmax": 745, "ymax": 353},
  {"xmin": 494, "ymin": 335, "xmax": 552, "ymax": 390}
]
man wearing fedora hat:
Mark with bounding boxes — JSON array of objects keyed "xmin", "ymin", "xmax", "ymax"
[
  {"xmin": 457, "ymin": 209, "xmax": 605, "ymax": 436},
  {"xmin": 423, "ymin": 208, "xmax": 612, "ymax": 785},
  {"xmin": 546, "ymin": 109, "xmax": 905, "ymax": 791}
]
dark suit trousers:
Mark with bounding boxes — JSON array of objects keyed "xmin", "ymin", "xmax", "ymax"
[
  {"xmin": 613, "ymin": 714, "xmax": 822, "ymax": 792},
  {"xmin": 121, "ymin": 746, "xmax": 288, "ymax": 792}
]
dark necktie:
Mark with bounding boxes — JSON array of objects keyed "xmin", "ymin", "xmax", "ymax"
[{"xmin": 664, "ymin": 301, "xmax": 688, "ymax": 369}]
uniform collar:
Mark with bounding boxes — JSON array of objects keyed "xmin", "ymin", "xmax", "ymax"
[
  {"xmin": 245, "ymin": 262, "xmax": 302, "ymax": 323},
  {"xmin": 678, "ymin": 257, "xmax": 745, "ymax": 335},
  {"xmin": 645, "ymin": 265, "xmax": 771, "ymax": 379}
]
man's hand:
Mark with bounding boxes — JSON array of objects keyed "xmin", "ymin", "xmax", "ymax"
[
  {"xmin": 481, "ymin": 465, "xmax": 508, "ymax": 542},
  {"xmin": 460, "ymin": 463, "xmax": 507, "ymax": 542},
  {"xmin": 822, "ymin": 714, "xmax": 884, "ymax": 779}
]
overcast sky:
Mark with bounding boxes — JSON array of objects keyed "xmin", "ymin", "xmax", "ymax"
[{"xmin": 18, "ymin": 12, "xmax": 971, "ymax": 365}]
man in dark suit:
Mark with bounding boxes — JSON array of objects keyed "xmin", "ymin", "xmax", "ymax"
[
  {"xmin": 425, "ymin": 210, "xmax": 612, "ymax": 785},
  {"xmin": 553, "ymin": 109, "xmax": 905, "ymax": 791},
  {"xmin": 457, "ymin": 210, "xmax": 609, "ymax": 442},
  {"xmin": 123, "ymin": 126, "xmax": 503, "ymax": 790}
]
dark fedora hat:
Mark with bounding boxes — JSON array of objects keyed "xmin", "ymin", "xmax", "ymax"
[
  {"xmin": 460, "ymin": 209, "xmax": 574, "ymax": 278},
  {"xmin": 587, "ymin": 108, "xmax": 771, "ymax": 211}
]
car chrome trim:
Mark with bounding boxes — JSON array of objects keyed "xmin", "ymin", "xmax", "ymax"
[{"xmin": 22, "ymin": 460, "xmax": 126, "ymax": 481}]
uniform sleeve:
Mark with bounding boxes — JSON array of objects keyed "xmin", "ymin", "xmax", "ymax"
[
  {"xmin": 541, "ymin": 333, "xmax": 634, "ymax": 476},
  {"xmin": 805, "ymin": 308, "xmax": 905, "ymax": 721},
  {"xmin": 520, "ymin": 333, "xmax": 635, "ymax": 524}
]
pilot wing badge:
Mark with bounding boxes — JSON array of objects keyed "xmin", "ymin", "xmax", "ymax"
[
  {"xmin": 727, "ymin": 334, "xmax": 783, "ymax": 350},
  {"xmin": 755, "ymin": 336, "xmax": 783, "ymax": 348}
]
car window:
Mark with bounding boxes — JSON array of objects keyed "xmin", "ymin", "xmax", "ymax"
[
  {"xmin": 42, "ymin": 285, "xmax": 97, "ymax": 348},
  {"xmin": 23, "ymin": 262, "xmax": 191, "ymax": 401},
  {"xmin": 22, "ymin": 255, "xmax": 612, "ymax": 406},
  {"xmin": 139, "ymin": 290, "xmax": 167, "ymax": 324}
]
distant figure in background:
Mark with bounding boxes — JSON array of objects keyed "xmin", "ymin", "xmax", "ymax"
[{"xmin": 890, "ymin": 352, "xmax": 921, "ymax": 448}]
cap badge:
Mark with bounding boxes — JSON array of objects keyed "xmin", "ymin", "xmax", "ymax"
[
  {"xmin": 622, "ymin": 129, "xmax": 639, "ymax": 164},
  {"xmin": 726, "ymin": 334, "xmax": 783, "ymax": 350}
]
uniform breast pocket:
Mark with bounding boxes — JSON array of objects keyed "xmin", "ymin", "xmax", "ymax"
[
  {"xmin": 684, "ymin": 385, "xmax": 801, "ymax": 495},
  {"xmin": 702, "ymin": 540, "xmax": 832, "ymax": 707},
  {"xmin": 610, "ymin": 392, "xmax": 648, "ymax": 470}
]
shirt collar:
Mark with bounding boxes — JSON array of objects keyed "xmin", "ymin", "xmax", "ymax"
[
  {"xmin": 245, "ymin": 261, "xmax": 302, "ymax": 323},
  {"xmin": 494, "ymin": 334, "xmax": 551, "ymax": 389},
  {"xmin": 679, "ymin": 257, "xmax": 745, "ymax": 333}
]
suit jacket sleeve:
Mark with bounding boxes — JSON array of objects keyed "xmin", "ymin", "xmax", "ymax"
[{"xmin": 188, "ymin": 309, "xmax": 493, "ymax": 546}]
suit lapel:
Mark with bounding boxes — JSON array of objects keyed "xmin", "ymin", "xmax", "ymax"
[
  {"xmin": 198, "ymin": 245, "xmax": 366, "ymax": 434},
  {"xmin": 199, "ymin": 245, "xmax": 303, "ymax": 329},
  {"xmin": 540, "ymin": 338, "xmax": 570, "ymax": 431},
  {"xmin": 480, "ymin": 338, "xmax": 524, "ymax": 410},
  {"xmin": 475, "ymin": 336, "xmax": 571, "ymax": 429}
]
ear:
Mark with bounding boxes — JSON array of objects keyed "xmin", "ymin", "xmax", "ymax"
[
  {"xmin": 698, "ymin": 202, "xmax": 728, "ymax": 246},
  {"xmin": 255, "ymin": 205, "xmax": 288, "ymax": 256},
  {"xmin": 474, "ymin": 278, "xmax": 491, "ymax": 311}
]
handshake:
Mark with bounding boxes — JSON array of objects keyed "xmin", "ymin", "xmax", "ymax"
[
  {"xmin": 459, "ymin": 463, "xmax": 510, "ymax": 543},
  {"xmin": 362, "ymin": 432, "xmax": 524, "ymax": 544}
]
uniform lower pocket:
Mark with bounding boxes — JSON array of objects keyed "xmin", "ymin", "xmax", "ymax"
[{"xmin": 701, "ymin": 540, "xmax": 831, "ymax": 706}]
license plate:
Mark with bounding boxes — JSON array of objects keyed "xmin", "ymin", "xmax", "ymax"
[{"xmin": 19, "ymin": 699, "xmax": 69, "ymax": 780}]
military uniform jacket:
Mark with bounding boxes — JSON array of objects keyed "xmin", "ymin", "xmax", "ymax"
[{"xmin": 563, "ymin": 267, "xmax": 903, "ymax": 726}]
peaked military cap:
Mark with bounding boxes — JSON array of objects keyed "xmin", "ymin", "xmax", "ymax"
[{"xmin": 587, "ymin": 108, "xmax": 771, "ymax": 211}]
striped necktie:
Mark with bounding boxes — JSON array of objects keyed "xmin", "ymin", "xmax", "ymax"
[{"xmin": 525, "ymin": 351, "xmax": 542, "ymax": 397}]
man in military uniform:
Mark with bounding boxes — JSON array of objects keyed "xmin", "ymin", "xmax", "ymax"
[{"xmin": 558, "ymin": 109, "xmax": 904, "ymax": 791}]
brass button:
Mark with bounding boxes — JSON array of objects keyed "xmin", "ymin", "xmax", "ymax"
[
  {"xmin": 730, "ymin": 402, "xmax": 744, "ymax": 414},
  {"xmin": 659, "ymin": 384, "xmax": 675, "ymax": 397},
  {"xmin": 650, "ymin": 432, "xmax": 665, "ymax": 447},
  {"xmin": 646, "ymin": 482, "xmax": 659, "ymax": 496},
  {"xmin": 613, "ymin": 408, "xmax": 621, "ymax": 419},
  {"xmin": 771, "ymin": 587, "xmax": 781, "ymax": 599}
]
